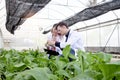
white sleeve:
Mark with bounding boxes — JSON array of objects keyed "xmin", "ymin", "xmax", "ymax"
[{"xmin": 60, "ymin": 31, "xmax": 81, "ymax": 48}]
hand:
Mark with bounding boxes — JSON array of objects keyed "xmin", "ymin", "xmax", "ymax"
[
  {"xmin": 47, "ymin": 40, "xmax": 55, "ymax": 46},
  {"xmin": 45, "ymin": 42, "xmax": 49, "ymax": 47}
]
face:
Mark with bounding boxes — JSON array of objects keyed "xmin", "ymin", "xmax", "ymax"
[
  {"xmin": 51, "ymin": 27, "xmax": 58, "ymax": 37},
  {"xmin": 57, "ymin": 25, "xmax": 66, "ymax": 36}
]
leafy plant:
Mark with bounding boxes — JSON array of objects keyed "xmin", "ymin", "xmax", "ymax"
[{"xmin": 0, "ymin": 47, "xmax": 120, "ymax": 80}]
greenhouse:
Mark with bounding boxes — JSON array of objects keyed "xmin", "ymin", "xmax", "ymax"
[{"xmin": 0, "ymin": 0, "xmax": 120, "ymax": 80}]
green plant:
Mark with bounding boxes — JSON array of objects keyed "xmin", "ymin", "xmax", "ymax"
[{"xmin": 0, "ymin": 46, "xmax": 120, "ymax": 80}]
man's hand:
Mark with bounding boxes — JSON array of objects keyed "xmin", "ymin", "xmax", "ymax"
[{"xmin": 47, "ymin": 40, "xmax": 55, "ymax": 46}]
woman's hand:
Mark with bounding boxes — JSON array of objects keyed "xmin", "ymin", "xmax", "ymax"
[{"xmin": 47, "ymin": 40, "xmax": 55, "ymax": 46}]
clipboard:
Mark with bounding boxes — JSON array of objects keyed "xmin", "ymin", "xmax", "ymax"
[{"xmin": 44, "ymin": 49, "xmax": 59, "ymax": 56}]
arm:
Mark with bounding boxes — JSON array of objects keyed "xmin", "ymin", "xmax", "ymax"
[{"xmin": 56, "ymin": 31, "xmax": 81, "ymax": 48}]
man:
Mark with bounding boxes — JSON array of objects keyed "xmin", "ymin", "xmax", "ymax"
[{"xmin": 47, "ymin": 22, "xmax": 85, "ymax": 55}]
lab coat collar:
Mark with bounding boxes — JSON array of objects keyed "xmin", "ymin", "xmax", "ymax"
[{"xmin": 65, "ymin": 30, "xmax": 70, "ymax": 38}]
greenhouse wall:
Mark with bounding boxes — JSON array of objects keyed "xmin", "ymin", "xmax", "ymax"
[{"xmin": 80, "ymin": 23, "xmax": 120, "ymax": 52}]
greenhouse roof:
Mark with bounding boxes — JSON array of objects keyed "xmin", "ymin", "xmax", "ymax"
[{"xmin": 0, "ymin": 0, "xmax": 120, "ymax": 34}]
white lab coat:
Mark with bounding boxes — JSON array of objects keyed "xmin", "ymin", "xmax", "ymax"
[{"xmin": 59, "ymin": 30, "xmax": 85, "ymax": 52}]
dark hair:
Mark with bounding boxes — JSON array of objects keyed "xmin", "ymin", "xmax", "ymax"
[{"xmin": 56, "ymin": 22, "xmax": 68, "ymax": 29}]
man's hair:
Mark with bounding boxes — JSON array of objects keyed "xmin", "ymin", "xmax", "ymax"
[{"xmin": 56, "ymin": 22, "xmax": 68, "ymax": 29}]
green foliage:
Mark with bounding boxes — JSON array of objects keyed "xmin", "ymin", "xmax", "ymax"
[
  {"xmin": 99, "ymin": 63, "xmax": 120, "ymax": 80},
  {"xmin": 0, "ymin": 47, "xmax": 120, "ymax": 80},
  {"xmin": 62, "ymin": 45, "xmax": 71, "ymax": 61},
  {"xmin": 14, "ymin": 67, "xmax": 57, "ymax": 80}
]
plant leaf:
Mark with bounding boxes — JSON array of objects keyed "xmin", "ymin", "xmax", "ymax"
[
  {"xmin": 62, "ymin": 45, "xmax": 71, "ymax": 59},
  {"xmin": 14, "ymin": 67, "xmax": 56, "ymax": 80}
]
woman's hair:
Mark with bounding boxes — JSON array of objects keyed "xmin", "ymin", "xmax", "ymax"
[{"xmin": 51, "ymin": 23, "xmax": 58, "ymax": 32}]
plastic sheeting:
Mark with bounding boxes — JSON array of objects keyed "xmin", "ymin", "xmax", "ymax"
[
  {"xmin": 43, "ymin": 0, "xmax": 120, "ymax": 34},
  {"xmin": 4, "ymin": 0, "xmax": 120, "ymax": 34}
]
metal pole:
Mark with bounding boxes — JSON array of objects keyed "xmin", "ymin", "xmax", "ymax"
[{"xmin": 0, "ymin": 28, "xmax": 4, "ymax": 48}]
